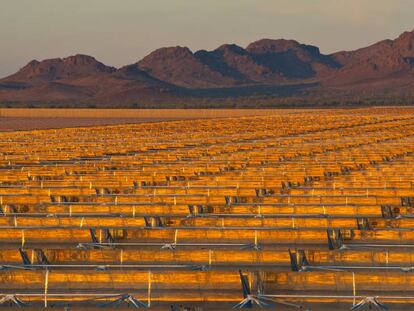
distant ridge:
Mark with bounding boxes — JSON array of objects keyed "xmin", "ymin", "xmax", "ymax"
[{"xmin": 1, "ymin": 29, "xmax": 414, "ymax": 107}]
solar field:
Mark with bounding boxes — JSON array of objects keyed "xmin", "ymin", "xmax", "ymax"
[{"xmin": 1, "ymin": 107, "xmax": 414, "ymax": 310}]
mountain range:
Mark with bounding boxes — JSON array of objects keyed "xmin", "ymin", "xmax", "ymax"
[{"xmin": 1, "ymin": 29, "xmax": 414, "ymax": 107}]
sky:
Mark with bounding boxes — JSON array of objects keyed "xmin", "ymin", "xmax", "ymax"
[{"xmin": 0, "ymin": 0, "xmax": 414, "ymax": 78}]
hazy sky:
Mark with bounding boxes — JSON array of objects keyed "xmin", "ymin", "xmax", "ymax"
[{"xmin": 1, "ymin": 0, "xmax": 414, "ymax": 78}]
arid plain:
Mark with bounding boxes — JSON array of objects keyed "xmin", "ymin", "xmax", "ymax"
[{"xmin": 0, "ymin": 109, "xmax": 280, "ymax": 131}]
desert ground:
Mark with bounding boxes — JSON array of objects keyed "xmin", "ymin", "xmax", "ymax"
[
  {"xmin": 0, "ymin": 109, "xmax": 282, "ymax": 131},
  {"xmin": 1, "ymin": 107, "xmax": 414, "ymax": 310},
  {"xmin": 0, "ymin": 117, "xmax": 183, "ymax": 131}
]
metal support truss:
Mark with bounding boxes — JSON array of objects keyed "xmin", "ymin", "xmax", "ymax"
[
  {"xmin": 19, "ymin": 248, "xmax": 31, "ymax": 266},
  {"xmin": 327, "ymin": 228, "xmax": 344, "ymax": 250},
  {"xmin": 0, "ymin": 295, "xmax": 28, "ymax": 307},
  {"xmin": 35, "ymin": 249, "xmax": 50, "ymax": 265},
  {"xmin": 87, "ymin": 228, "xmax": 116, "ymax": 249},
  {"xmin": 233, "ymin": 270, "xmax": 269, "ymax": 308},
  {"xmin": 356, "ymin": 218, "xmax": 371, "ymax": 230},
  {"xmin": 97, "ymin": 294, "xmax": 148, "ymax": 308},
  {"xmin": 288, "ymin": 249, "xmax": 309, "ymax": 272},
  {"xmin": 351, "ymin": 296, "xmax": 388, "ymax": 310}
]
